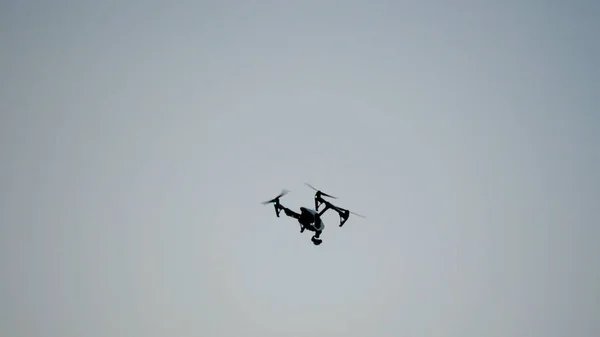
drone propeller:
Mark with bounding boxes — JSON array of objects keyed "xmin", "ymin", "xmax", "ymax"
[
  {"xmin": 304, "ymin": 183, "xmax": 337, "ymax": 199},
  {"xmin": 262, "ymin": 189, "xmax": 290, "ymax": 217},
  {"xmin": 331, "ymin": 205, "xmax": 366, "ymax": 227},
  {"xmin": 348, "ymin": 210, "xmax": 366, "ymax": 218},
  {"xmin": 261, "ymin": 189, "xmax": 289, "ymax": 205},
  {"xmin": 331, "ymin": 204, "xmax": 366, "ymax": 218}
]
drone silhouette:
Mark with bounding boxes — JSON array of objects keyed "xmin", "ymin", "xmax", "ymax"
[{"xmin": 262, "ymin": 183, "xmax": 365, "ymax": 245}]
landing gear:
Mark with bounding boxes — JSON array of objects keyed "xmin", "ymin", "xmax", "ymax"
[{"xmin": 311, "ymin": 231, "xmax": 323, "ymax": 246}]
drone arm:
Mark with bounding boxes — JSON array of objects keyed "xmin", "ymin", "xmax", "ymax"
[
  {"xmin": 278, "ymin": 204, "xmax": 300, "ymax": 219},
  {"xmin": 318, "ymin": 201, "xmax": 351, "ymax": 227},
  {"xmin": 273, "ymin": 203, "xmax": 301, "ymax": 221},
  {"xmin": 318, "ymin": 202, "xmax": 333, "ymax": 217},
  {"xmin": 335, "ymin": 207, "xmax": 351, "ymax": 227},
  {"xmin": 274, "ymin": 203, "xmax": 282, "ymax": 217},
  {"xmin": 284, "ymin": 208, "xmax": 300, "ymax": 219}
]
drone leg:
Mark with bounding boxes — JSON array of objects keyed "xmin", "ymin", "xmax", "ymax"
[{"xmin": 339, "ymin": 210, "xmax": 349, "ymax": 227}]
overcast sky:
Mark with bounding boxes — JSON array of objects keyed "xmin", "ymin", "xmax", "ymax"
[{"xmin": 1, "ymin": 1, "xmax": 599, "ymax": 337}]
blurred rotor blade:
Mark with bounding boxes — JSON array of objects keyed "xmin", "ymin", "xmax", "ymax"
[
  {"xmin": 261, "ymin": 189, "xmax": 289, "ymax": 204},
  {"xmin": 304, "ymin": 183, "xmax": 337, "ymax": 199},
  {"xmin": 333, "ymin": 205, "xmax": 365, "ymax": 218},
  {"xmin": 304, "ymin": 183, "xmax": 318, "ymax": 191},
  {"xmin": 349, "ymin": 211, "xmax": 366, "ymax": 218}
]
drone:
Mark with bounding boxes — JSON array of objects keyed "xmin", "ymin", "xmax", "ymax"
[{"xmin": 262, "ymin": 183, "xmax": 365, "ymax": 246}]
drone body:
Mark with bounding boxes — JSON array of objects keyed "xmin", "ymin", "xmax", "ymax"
[{"xmin": 262, "ymin": 183, "xmax": 365, "ymax": 246}]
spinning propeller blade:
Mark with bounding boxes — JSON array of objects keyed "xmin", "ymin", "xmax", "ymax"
[
  {"xmin": 349, "ymin": 211, "xmax": 366, "ymax": 218},
  {"xmin": 331, "ymin": 204, "xmax": 366, "ymax": 218},
  {"xmin": 304, "ymin": 183, "xmax": 337, "ymax": 199},
  {"xmin": 261, "ymin": 189, "xmax": 289, "ymax": 204}
]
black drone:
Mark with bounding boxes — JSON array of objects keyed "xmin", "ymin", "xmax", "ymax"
[{"xmin": 262, "ymin": 183, "xmax": 365, "ymax": 246}]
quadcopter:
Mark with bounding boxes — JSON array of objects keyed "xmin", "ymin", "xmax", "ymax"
[{"xmin": 261, "ymin": 183, "xmax": 365, "ymax": 246}]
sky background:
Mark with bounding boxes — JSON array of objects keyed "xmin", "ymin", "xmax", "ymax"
[{"xmin": 1, "ymin": 1, "xmax": 599, "ymax": 336}]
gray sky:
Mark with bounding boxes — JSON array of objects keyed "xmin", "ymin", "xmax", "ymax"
[{"xmin": 1, "ymin": 1, "xmax": 599, "ymax": 336}]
